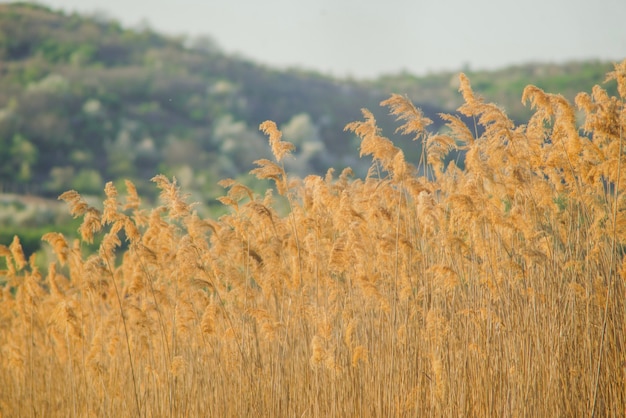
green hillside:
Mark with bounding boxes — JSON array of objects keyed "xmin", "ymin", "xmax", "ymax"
[
  {"xmin": 0, "ymin": 2, "xmax": 447, "ymax": 203},
  {"xmin": 368, "ymin": 61, "xmax": 618, "ymax": 122},
  {"xmin": 2, "ymin": 3, "xmax": 618, "ymax": 202},
  {"xmin": 0, "ymin": 1, "xmax": 621, "ymax": 245}
]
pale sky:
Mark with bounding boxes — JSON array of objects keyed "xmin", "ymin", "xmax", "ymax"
[{"xmin": 25, "ymin": 0, "xmax": 626, "ymax": 79}]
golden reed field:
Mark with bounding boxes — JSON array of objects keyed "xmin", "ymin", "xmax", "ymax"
[{"xmin": 1, "ymin": 61, "xmax": 626, "ymax": 417}]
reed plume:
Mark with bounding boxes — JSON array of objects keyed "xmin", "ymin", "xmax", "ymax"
[{"xmin": 1, "ymin": 60, "xmax": 625, "ymax": 417}]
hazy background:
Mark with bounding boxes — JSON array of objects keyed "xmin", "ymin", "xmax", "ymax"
[
  {"xmin": 29, "ymin": 0, "xmax": 626, "ymax": 79},
  {"xmin": 0, "ymin": 0, "xmax": 624, "ymax": 256}
]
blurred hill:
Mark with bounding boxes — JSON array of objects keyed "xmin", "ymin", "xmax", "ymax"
[
  {"xmin": 0, "ymin": 2, "xmax": 619, "ymax": 205},
  {"xmin": 368, "ymin": 61, "xmax": 617, "ymax": 122}
]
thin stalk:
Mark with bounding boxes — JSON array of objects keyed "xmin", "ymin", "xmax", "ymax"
[
  {"xmin": 591, "ymin": 118, "xmax": 623, "ymax": 417},
  {"xmin": 106, "ymin": 257, "xmax": 141, "ymax": 418}
]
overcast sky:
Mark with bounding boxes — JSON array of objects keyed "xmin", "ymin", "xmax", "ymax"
[{"xmin": 29, "ymin": 0, "xmax": 626, "ymax": 79}]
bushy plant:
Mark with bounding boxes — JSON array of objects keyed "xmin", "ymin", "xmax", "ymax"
[{"xmin": 0, "ymin": 61, "xmax": 625, "ymax": 417}]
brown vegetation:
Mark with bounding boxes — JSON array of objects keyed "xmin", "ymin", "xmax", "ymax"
[{"xmin": 1, "ymin": 60, "xmax": 625, "ymax": 417}]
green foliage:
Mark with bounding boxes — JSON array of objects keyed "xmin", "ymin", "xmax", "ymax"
[
  {"xmin": 71, "ymin": 169, "xmax": 104, "ymax": 194},
  {"xmin": 0, "ymin": 134, "xmax": 37, "ymax": 185},
  {"xmin": 0, "ymin": 3, "xmax": 408, "ymax": 200},
  {"xmin": 0, "ymin": 3, "xmax": 618, "ymax": 205},
  {"xmin": 369, "ymin": 61, "xmax": 617, "ymax": 123},
  {"xmin": 0, "ymin": 225, "xmax": 57, "ymax": 257}
]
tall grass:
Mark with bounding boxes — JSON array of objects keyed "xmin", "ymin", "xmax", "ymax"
[{"xmin": 1, "ymin": 60, "xmax": 625, "ymax": 417}]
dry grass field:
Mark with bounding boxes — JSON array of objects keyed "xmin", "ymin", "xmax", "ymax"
[{"xmin": 1, "ymin": 60, "xmax": 625, "ymax": 417}]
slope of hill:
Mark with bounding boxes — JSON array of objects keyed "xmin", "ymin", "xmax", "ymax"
[
  {"xmin": 0, "ymin": 3, "xmax": 445, "ymax": 201},
  {"xmin": 0, "ymin": 2, "xmax": 619, "ymax": 204},
  {"xmin": 367, "ymin": 61, "xmax": 618, "ymax": 122}
]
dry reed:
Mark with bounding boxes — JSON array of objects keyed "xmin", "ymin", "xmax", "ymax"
[{"xmin": 1, "ymin": 60, "xmax": 625, "ymax": 417}]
